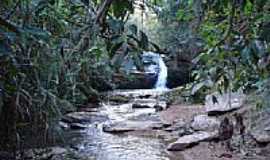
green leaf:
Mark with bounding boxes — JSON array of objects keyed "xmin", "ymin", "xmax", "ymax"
[{"xmin": 244, "ymin": 0, "xmax": 253, "ymax": 16}]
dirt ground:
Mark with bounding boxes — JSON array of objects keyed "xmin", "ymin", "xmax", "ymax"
[{"xmin": 158, "ymin": 104, "xmax": 270, "ymax": 160}]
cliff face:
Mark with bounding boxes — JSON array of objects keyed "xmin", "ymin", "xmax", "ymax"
[{"xmin": 114, "ymin": 72, "xmax": 158, "ymax": 89}]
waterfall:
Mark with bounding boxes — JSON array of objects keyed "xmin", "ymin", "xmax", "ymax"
[
  {"xmin": 142, "ymin": 51, "xmax": 168, "ymax": 90},
  {"xmin": 155, "ymin": 55, "xmax": 168, "ymax": 90}
]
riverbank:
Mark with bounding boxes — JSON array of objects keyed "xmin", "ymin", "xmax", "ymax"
[{"xmin": 10, "ymin": 89, "xmax": 270, "ymax": 160}]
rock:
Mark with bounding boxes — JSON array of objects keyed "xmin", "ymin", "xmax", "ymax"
[
  {"xmin": 103, "ymin": 121, "xmax": 165, "ymax": 133},
  {"xmin": 133, "ymin": 98, "xmax": 157, "ymax": 104},
  {"xmin": 164, "ymin": 119, "xmax": 186, "ymax": 132},
  {"xmin": 131, "ymin": 99, "xmax": 167, "ymax": 110},
  {"xmin": 59, "ymin": 121, "xmax": 69, "ymax": 129},
  {"xmin": 178, "ymin": 127, "xmax": 194, "ymax": 137},
  {"xmin": 191, "ymin": 115, "xmax": 220, "ymax": 132},
  {"xmin": 205, "ymin": 91, "xmax": 245, "ymax": 115},
  {"xmin": 61, "ymin": 112, "xmax": 108, "ymax": 124},
  {"xmin": 132, "ymin": 103, "xmax": 152, "ymax": 109},
  {"xmin": 107, "ymin": 95, "xmax": 130, "ymax": 104},
  {"xmin": 154, "ymin": 104, "xmax": 164, "ymax": 112},
  {"xmin": 167, "ymin": 131, "xmax": 218, "ymax": 151},
  {"xmin": 70, "ymin": 123, "xmax": 88, "ymax": 130},
  {"xmin": 78, "ymin": 107, "xmax": 99, "ymax": 112},
  {"xmin": 264, "ymin": 126, "xmax": 270, "ymax": 131},
  {"xmin": 251, "ymin": 130, "xmax": 270, "ymax": 143},
  {"xmin": 49, "ymin": 147, "xmax": 67, "ymax": 155}
]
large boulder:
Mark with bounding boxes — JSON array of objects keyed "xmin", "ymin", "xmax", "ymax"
[
  {"xmin": 191, "ymin": 115, "xmax": 220, "ymax": 132},
  {"xmin": 167, "ymin": 131, "xmax": 218, "ymax": 151},
  {"xmin": 205, "ymin": 91, "xmax": 245, "ymax": 115}
]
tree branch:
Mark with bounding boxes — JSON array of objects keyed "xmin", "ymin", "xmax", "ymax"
[
  {"xmin": 0, "ymin": 17, "xmax": 19, "ymax": 34},
  {"xmin": 95, "ymin": 0, "xmax": 114, "ymax": 25},
  {"xmin": 215, "ymin": 0, "xmax": 236, "ymax": 47}
]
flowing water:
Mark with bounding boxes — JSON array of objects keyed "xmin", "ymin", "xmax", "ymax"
[
  {"xmin": 142, "ymin": 51, "xmax": 168, "ymax": 90},
  {"xmin": 155, "ymin": 55, "xmax": 168, "ymax": 90},
  {"xmin": 59, "ymin": 89, "xmax": 183, "ymax": 160}
]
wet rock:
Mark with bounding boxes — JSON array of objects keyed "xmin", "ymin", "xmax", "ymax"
[
  {"xmin": 59, "ymin": 121, "xmax": 69, "ymax": 129},
  {"xmin": 61, "ymin": 112, "xmax": 108, "ymax": 124},
  {"xmin": 70, "ymin": 123, "xmax": 88, "ymax": 130},
  {"xmin": 133, "ymin": 98, "xmax": 157, "ymax": 104},
  {"xmin": 49, "ymin": 147, "xmax": 67, "ymax": 155},
  {"xmin": 107, "ymin": 95, "xmax": 130, "ymax": 104},
  {"xmin": 191, "ymin": 115, "xmax": 220, "ymax": 132},
  {"xmin": 138, "ymin": 94, "xmax": 152, "ymax": 99},
  {"xmin": 205, "ymin": 91, "xmax": 245, "ymax": 115},
  {"xmin": 131, "ymin": 100, "xmax": 167, "ymax": 110},
  {"xmin": 128, "ymin": 114, "xmax": 160, "ymax": 122},
  {"xmin": 167, "ymin": 131, "xmax": 218, "ymax": 151},
  {"xmin": 103, "ymin": 121, "xmax": 165, "ymax": 133},
  {"xmin": 132, "ymin": 103, "xmax": 152, "ymax": 109},
  {"xmin": 251, "ymin": 130, "xmax": 270, "ymax": 144},
  {"xmin": 78, "ymin": 107, "xmax": 99, "ymax": 112}
]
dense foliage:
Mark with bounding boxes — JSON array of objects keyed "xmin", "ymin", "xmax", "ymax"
[{"xmin": 0, "ymin": 0, "xmax": 155, "ymax": 152}]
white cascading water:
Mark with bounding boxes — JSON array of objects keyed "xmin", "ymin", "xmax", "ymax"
[{"xmin": 155, "ymin": 55, "xmax": 168, "ymax": 90}]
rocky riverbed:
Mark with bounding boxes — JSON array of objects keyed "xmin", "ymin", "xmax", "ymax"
[{"xmin": 16, "ymin": 89, "xmax": 270, "ymax": 160}]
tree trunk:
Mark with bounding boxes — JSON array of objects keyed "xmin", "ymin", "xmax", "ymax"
[{"xmin": 0, "ymin": 94, "xmax": 17, "ymax": 158}]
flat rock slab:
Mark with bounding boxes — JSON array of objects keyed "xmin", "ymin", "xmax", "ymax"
[
  {"xmin": 251, "ymin": 130, "xmax": 270, "ymax": 143},
  {"xmin": 191, "ymin": 115, "xmax": 220, "ymax": 132},
  {"xmin": 62, "ymin": 112, "xmax": 108, "ymax": 124},
  {"xmin": 167, "ymin": 131, "xmax": 218, "ymax": 151},
  {"xmin": 205, "ymin": 91, "xmax": 245, "ymax": 115},
  {"xmin": 103, "ymin": 121, "xmax": 166, "ymax": 133},
  {"xmin": 132, "ymin": 100, "xmax": 167, "ymax": 110}
]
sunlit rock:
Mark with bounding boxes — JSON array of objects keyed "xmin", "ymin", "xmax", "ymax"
[
  {"xmin": 167, "ymin": 131, "xmax": 218, "ymax": 151},
  {"xmin": 205, "ymin": 91, "xmax": 245, "ymax": 115},
  {"xmin": 191, "ymin": 114, "xmax": 220, "ymax": 132},
  {"xmin": 103, "ymin": 121, "xmax": 166, "ymax": 133},
  {"xmin": 251, "ymin": 130, "xmax": 270, "ymax": 144}
]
